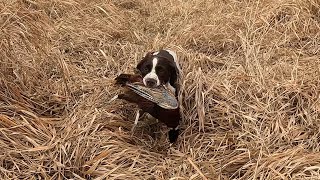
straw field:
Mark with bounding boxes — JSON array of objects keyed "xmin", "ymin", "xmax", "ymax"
[{"xmin": 1, "ymin": 0, "xmax": 320, "ymax": 179}]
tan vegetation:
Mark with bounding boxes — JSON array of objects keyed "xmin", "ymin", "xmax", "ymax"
[{"xmin": 0, "ymin": 0, "xmax": 320, "ymax": 179}]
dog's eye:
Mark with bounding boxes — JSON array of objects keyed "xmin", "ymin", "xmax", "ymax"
[
  {"xmin": 143, "ymin": 65, "xmax": 151, "ymax": 72},
  {"xmin": 156, "ymin": 66, "xmax": 164, "ymax": 73}
]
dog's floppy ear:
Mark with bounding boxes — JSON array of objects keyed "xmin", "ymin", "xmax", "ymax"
[
  {"xmin": 168, "ymin": 60, "xmax": 181, "ymax": 96},
  {"xmin": 136, "ymin": 52, "xmax": 153, "ymax": 72},
  {"xmin": 168, "ymin": 60, "xmax": 179, "ymax": 84}
]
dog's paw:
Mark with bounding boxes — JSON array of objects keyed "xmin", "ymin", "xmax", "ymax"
[{"xmin": 168, "ymin": 129, "xmax": 179, "ymax": 143}]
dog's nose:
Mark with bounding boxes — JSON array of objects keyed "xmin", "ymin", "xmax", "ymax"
[{"xmin": 145, "ymin": 79, "xmax": 157, "ymax": 87}]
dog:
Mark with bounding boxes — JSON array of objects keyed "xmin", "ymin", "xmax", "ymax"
[
  {"xmin": 136, "ymin": 50, "xmax": 181, "ymax": 96},
  {"xmin": 115, "ymin": 49, "xmax": 181, "ymax": 143}
]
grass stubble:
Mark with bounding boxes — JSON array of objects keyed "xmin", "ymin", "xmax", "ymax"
[{"xmin": 0, "ymin": 0, "xmax": 320, "ymax": 179}]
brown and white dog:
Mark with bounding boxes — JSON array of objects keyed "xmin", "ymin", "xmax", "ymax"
[
  {"xmin": 137, "ymin": 50, "xmax": 181, "ymax": 96},
  {"xmin": 116, "ymin": 49, "xmax": 181, "ymax": 143}
]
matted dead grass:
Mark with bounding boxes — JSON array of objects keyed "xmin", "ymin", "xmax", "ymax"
[{"xmin": 1, "ymin": 0, "xmax": 320, "ymax": 179}]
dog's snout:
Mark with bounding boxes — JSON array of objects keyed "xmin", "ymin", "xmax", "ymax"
[{"xmin": 145, "ymin": 78, "xmax": 157, "ymax": 87}]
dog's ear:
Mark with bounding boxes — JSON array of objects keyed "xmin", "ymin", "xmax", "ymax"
[
  {"xmin": 168, "ymin": 60, "xmax": 181, "ymax": 96},
  {"xmin": 168, "ymin": 60, "xmax": 179, "ymax": 85},
  {"xmin": 136, "ymin": 52, "xmax": 153, "ymax": 72}
]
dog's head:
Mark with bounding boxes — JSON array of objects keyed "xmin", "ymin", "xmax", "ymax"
[{"xmin": 136, "ymin": 50, "xmax": 180, "ymax": 89}]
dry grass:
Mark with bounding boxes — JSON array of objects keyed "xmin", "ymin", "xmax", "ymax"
[{"xmin": 1, "ymin": 0, "xmax": 320, "ymax": 179}]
